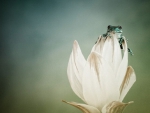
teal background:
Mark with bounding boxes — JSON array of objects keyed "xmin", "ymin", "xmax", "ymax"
[{"xmin": 1, "ymin": 0, "xmax": 150, "ymax": 113}]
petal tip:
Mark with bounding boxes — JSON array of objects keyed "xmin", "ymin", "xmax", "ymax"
[
  {"xmin": 74, "ymin": 40, "xmax": 78, "ymax": 45},
  {"xmin": 128, "ymin": 101, "xmax": 134, "ymax": 104},
  {"xmin": 87, "ymin": 52, "xmax": 97, "ymax": 62},
  {"xmin": 128, "ymin": 66, "xmax": 136, "ymax": 79},
  {"xmin": 62, "ymin": 100, "xmax": 68, "ymax": 104},
  {"xmin": 73, "ymin": 40, "xmax": 79, "ymax": 51},
  {"xmin": 72, "ymin": 40, "xmax": 79, "ymax": 53}
]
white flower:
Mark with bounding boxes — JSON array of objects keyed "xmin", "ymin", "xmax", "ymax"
[{"xmin": 63, "ymin": 33, "xmax": 136, "ymax": 113}]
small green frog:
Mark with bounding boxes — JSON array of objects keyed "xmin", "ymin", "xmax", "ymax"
[{"xmin": 96, "ymin": 25, "xmax": 133, "ymax": 55}]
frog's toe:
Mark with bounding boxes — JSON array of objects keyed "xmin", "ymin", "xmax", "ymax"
[{"xmin": 128, "ymin": 48, "xmax": 134, "ymax": 55}]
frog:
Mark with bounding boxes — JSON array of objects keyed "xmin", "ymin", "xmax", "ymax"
[{"xmin": 96, "ymin": 25, "xmax": 133, "ymax": 55}]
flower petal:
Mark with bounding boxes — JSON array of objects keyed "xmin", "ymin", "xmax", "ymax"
[
  {"xmin": 101, "ymin": 34, "xmax": 122, "ymax": 75},
  {"xmin": 82, "ymin": 52, "xmax": 119, "ymax": 110},
  {"xmin": 112, "ymin": 35, "xmax": 122, "ymax": 75},
  {"xmin": 102, "ymin": 101, "xmax": 134, "ymax": 113},
  {"xmin": 101, "ymin": 36, "xmax": 113, "ymax": 66},
  {"xmin": 93, "ymin": 35, "xmax": 105, "ymax": 54},
  {"xmin": 67, "ymin": 40, "xmax": 86, "ymax": 101},
  {"xmin": 119, "ymin": 66, "xmax": 136, "ymax": 101},
  {"xmin": 62, "ymin": 100, "xmax": 101, "ymax": 113},
  {"xmin": 116, "ymin": 37, "xmax": 128, "ymax": 87}
]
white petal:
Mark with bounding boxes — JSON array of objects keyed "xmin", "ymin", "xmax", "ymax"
[
  {"xmin": 116, "ymin": 38, "xmax": 128, "ymax": 87},
  {"xmin": 67, "ymin": 40, "xmax": 86, "ymax": 101},
  {"xmin": 93, "ymin": 35, "xmax": 105, "ymax": 54},
  {"xmin": 101, "ymin": 35, "xmax": 122, "ymax": 75},
  {"xmin": 101, "ymin": 36, "xmax": 113, "ymax": 65},
  {"xmin": 82, "ymin": 52, "xmax": 119, "ymax": 110},
  {"xmin": 102, "ymin": 101, "xmax": 134, "ymax": 113},
  {"xmin": 112, "ymin": 36, "xmax": 122, "ymax": 75},
  {"xmin": 62, "ymin": 100, "xmax": 101, "ymax": 113},
  {"xmin": 119, "ymin": 66, "xmax": 136, "ymax": 101}
]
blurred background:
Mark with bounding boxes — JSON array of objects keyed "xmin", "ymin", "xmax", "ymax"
[{"xmin": 1, "ymin": 0, "xmax": 150, "ymax": 113}]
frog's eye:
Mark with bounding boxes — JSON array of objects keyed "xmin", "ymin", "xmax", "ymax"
[
  {"xmin": 108, "ymin": 25, "xmax": 111, "ymax": 29},
  {"xmin": 119, "ymin": 26, "xmax": 122, "ymax": 29}
]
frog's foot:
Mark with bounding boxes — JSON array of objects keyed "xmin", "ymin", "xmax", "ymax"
[
  {"xmin": 102, "ymin": 33, "xmax": 107, "ymax": 37},
  {"xmin": 128, "ymin": 48, "xmax": 134, "ymax": 55}
]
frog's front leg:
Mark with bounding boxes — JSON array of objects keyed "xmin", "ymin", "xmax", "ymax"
[
  {"xmin": 118, "ymin": 35, "xmax": 124, "ymax": 45},
  {"xmin": 118, "ymin": 36, "xmax": 134, "ymax": 55}
]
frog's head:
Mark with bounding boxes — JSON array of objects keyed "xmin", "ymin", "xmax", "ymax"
[{"xmin": 107, "ymin": 25, "xmax": 122, "ymax": 33}]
